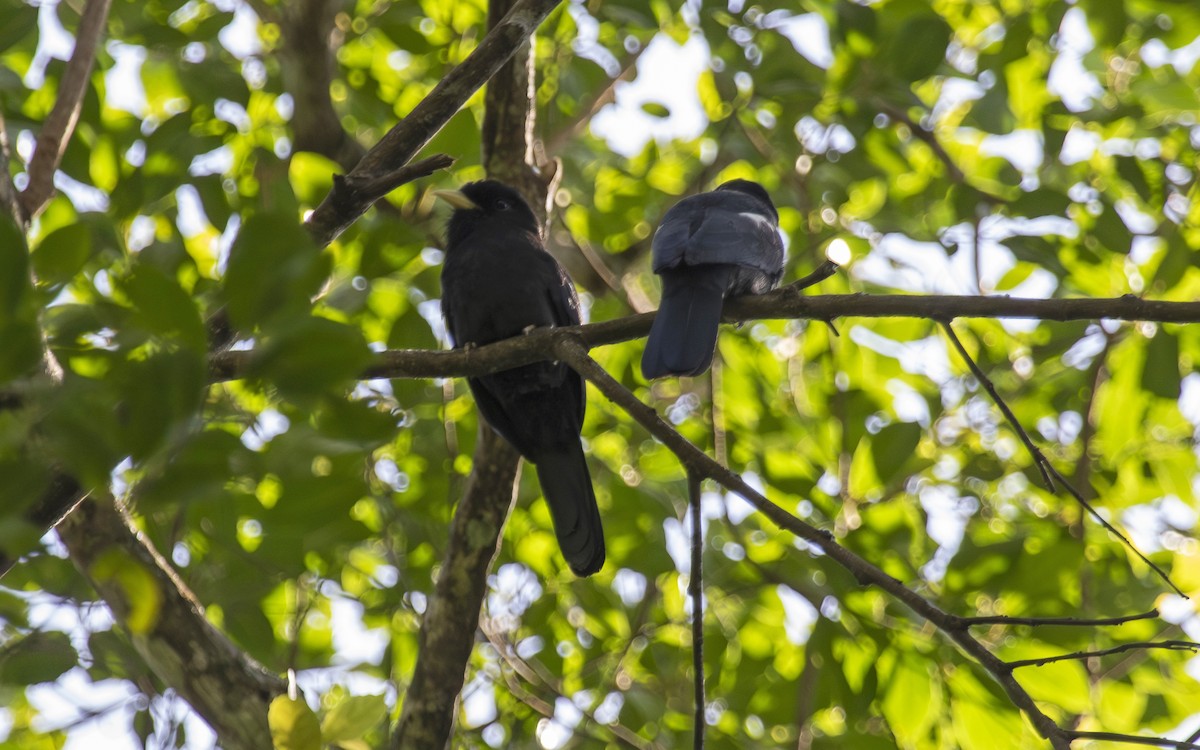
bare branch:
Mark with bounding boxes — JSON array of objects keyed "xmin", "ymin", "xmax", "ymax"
[
  {"xmin": 1066, "ymin": 731, "xmax": 1200, "ymax": 749},
  {"xmin": 18, "ymin": 0, "xmax": 113, "ymax": 222},
  {"xmin": 784, "ymin": 260, "xmax": 841, "ymax": 293},
  {"xmin": 309, "ymin": 153, "xmax": 455, "ymax": 246},
  {"xmin": 390, "ymin": 426, "xmax": 520, "ymax": 749},
  {"xmin": 1007, "ymin": 641, "xmax": 1199, "ymax": 669},
  {"xmin": 208, "ymin": 294, "xmax": 1200, "ymax": 384},
  {"xmin": 953, "ymin": 610, "xmax": 1159, "ymax": 628},
  {"xmin": 940, "ymin": 321, "xmax": 1185, "ymax": 597},
  {"xmin": 939, "ymin": 321, "xmax": 1055, "ymax": 487},
  {"xmin": 548, "ymin": 333, "xmax": 1071, "ymax": 749},
  {"xmin": 304, "ymin": 0, "xmax": 566, "ymax": 246},
  {"xmin": 688, "ymin": 471, "xmax": 705, "ymax": 750}
]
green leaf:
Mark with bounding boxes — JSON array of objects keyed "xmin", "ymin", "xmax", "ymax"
[
  {"xmin": 883, "ymin": 13, "xmax": 951, "ymax": 82},
  {"xmin": 268, "ymin": 696, "xmax": 322, "ymax": 750},
  {"xmin": 90, "ymin": 550, "xmax": 164, "ymax": 635},
  {"xmin": 1141, "ymin": 328, "xmax": 1180, "ymax": 399},
  {"xmin": 224, "ymin": 212, "xmax": 328, "ymax": 329},
  {"xmin": 0, "ymin": 2, "xmax": 37, "ymax": 54},
  {"xmin": 250, "ymin": 316, "xmax": 372, "ymax": 399},
  {"xmin": 872, "ymin": 422, "xmax": 922, "ymax": 483},
  {"xmin": 0, "ymin": 631, "xmax": 78, "ymax": 685},
  {"xmin": 1010, "ymin": 188, "xmax": 1071, "ymax": 219},
  {"xmin": 0, "ymin": 218, "xmax": 31, "ymax": 318},
  {"xmin": 835, "ymin": 0, "xmax": 878, "ymax": 50},
  {"xmin": 117, "ymin": 349, "xmax": 206, "ymax": 460},
  {"xmin": 0, "ymin": 220, "xmax": 44, "ymax": 380},
  {"xmin": 1079, "ymin": 0, "xmax": 1128, "ymax": 46},
  {"xmin": 321, "ymin": 694, "xmax": 387, "ymax": 743},
  {"xmin": 881, "ymin": 657, "xmax": 939, "ymax": 747},
  {"xmin": 121, "ymin": 263, "xmax": 208, "ymax": 350},
  {"xmin": 31, "ymin": 222, "xmax": 90, "ymax": 286}
]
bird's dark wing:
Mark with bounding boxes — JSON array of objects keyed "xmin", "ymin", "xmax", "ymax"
[{"xmin": 651, "ymin": 191, "xmax": 784, "ymax": 276}]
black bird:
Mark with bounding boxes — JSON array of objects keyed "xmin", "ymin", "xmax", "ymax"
[
  {"xmin": 436, "ymin": 180, "xmax": 604, "ymax": 577},
  {"xmin": 641, "ymin": 179, "xmax": 785, "ymax": 379}
]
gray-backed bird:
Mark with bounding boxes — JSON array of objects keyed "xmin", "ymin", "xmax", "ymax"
[{"xmin": 641, "ymin": 179, "xmax": 785, "ymax": 379}]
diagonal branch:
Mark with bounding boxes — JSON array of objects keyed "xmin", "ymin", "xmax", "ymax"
[
  {"xmin": 939, "ymin": 321, "xmax": 1184, "ymax": 597},
  {"xmin": 19, "ymin": 0, "xmax": 113, "ymax": 223},
  {"xmin": 547, "ymin": 333, "xmax": 1072, "ymax": 749},
  {"xmin": 304, "ymin": 0, "xmax": 566, "ymax": 246},
  {"xmin": 58, "ymin": 496, "xmax": 285, "ymax": 750}
]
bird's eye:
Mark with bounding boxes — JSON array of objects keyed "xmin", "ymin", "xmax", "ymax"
[{"xmin": 495, "ymin": 199, "xmax": 512, "ymax": 210}]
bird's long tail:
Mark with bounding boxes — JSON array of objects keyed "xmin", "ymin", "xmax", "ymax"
[
  {"xmin": 641, "ymin": 265, "xmax": 734, "ymax": 378},
  {"xmin": 535, "ymin": 445, "xmax": 605, "ymax": 576}
]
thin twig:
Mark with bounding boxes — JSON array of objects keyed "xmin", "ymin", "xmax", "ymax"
[
  {"xmin": 940, "ymin": 320, "xmax": 1054, "ymax": 487},
  {"xmin": 939, "ymin": 321, "xmax": 1185, "ymax": 597},
  {"xmin": 953, "ymin": 609, "xmax": 1159, "ymax": 628},
  {"xmin": 784, "ymin": 260, "xmax": 841, "ymax": 293},
  {"xmin": 1007, "ymin": 641, "xmax": 1199, "ymax": 669},
  {"xmin": 688, "ymin": 471, "xmax": 705, "ymax": 750},
  {"xmin": 482, "ymin": 623, "xmax": 664, "ymax": 750},
  {"xmin": 1065, "ymin": 730, "xmax": 1200, "ymax": 749},
  {"xmin": 1044, "ymin": 459, "xmax": 1184, "ymax": 597},
  {"xmin": 19, "ymin": 0, "xmax": 114, "ymax": 222}
]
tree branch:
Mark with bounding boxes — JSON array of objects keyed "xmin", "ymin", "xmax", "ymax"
[
  {"xmin": 390, "ymin": 426, "xmax": 520, "ymax": 749},
  {"xmin": 391, "ymin": 1, "xmax": 546, "ymax": 746},
  {"xmin": 1065, "ymin": 731, "xmax": 1200, "ymax": 749},
  {"xmin": 951, "ymin": 609, "xmax": 1159, "ymax": 628},
  {"xmin": 18, "ymin": 0, "xmax": 113, "ymax": 222},
  {"xmin": 547, "ymin": 334, "xmax": 1073, "ymax": 748},
  {"xmin": 304, "ymin": 0, "xmax": 565, "ymax": 246},
  {"xmin": 58, "ymin": 496, "xmax": 285, "ymax": 750},
  {"xmin": 688, "ymin": 471, "xmax": 705, "ymax": 750},
  {"xmin": 1007, "ymin": 641, "xmax": 1199, "ymax": 669},
  {"xmin": 207, "ymin": 294, "xmax": 1200, "ymax": 383},
  {"xmin": 940, "ymin": 321, "xmax": 1184, "ymax": 597}
]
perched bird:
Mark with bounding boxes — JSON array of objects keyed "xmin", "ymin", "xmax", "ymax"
[
  {"xmin": 436, "ymin": 180, "xmax": 605, "ymax": 577},
  {"xmin": 641, "ymin": 179, "xmax": 785, "ymax": 379}
]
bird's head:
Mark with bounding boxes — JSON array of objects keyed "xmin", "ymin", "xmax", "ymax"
[
  {"xmin": 435, "ymin": 180, "xmax": 539, "ymax": 249},
  {"xmin": 715, "ymin": 179, "xmax": 778, "ymax": 220}
]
